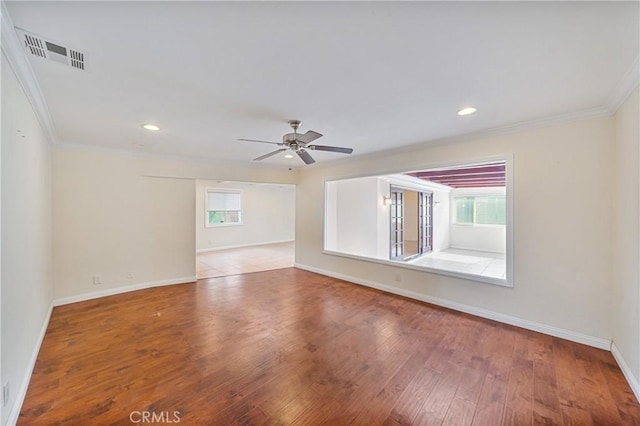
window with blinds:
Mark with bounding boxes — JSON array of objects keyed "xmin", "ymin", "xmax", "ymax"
[{"xmin": 206, "ymin": 189, "xmax": 242, "ymax": 226}]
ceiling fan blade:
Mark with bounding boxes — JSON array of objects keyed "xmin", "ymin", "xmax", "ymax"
[
  {"xmin": 297, "ymin": 149, "xmax": 316, "ymax": 165},
  {"xmin": 238, "ymin": 138, "xmax": 283, "ymax": 145},
  {"xmin": 296, "ymin": 130, "xmax": 323, "ymax": 144},
  {"xmin": 254, "ymin": 148, "xmax": 288, "ymax": 161},
  {"xmin": 307, "ymin": 145, "xmax": 353, "ymax": 154}
]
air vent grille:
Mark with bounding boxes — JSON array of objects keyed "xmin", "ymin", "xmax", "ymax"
[
  {"xmin": 15, "ymin": 28, "xmax": 87, "ymax": 72},
  {"xmin": 24, "ymin": 33, "xmax": 46, "ymax": 58},
  {"xmin": 69, "ymin": 50, "xmax": 85, "ymax": 70}
]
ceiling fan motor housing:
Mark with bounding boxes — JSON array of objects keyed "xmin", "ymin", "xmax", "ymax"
[{"xmin": 283, "ymin": 133, "xmax": 298, "ymax": 144}]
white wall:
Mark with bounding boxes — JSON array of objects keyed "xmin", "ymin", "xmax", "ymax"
[
  {"xmin": 195, "ymin": 180, "xmax": 295, "ymax": 251},
  {"xmin": 612, "ymin": 87, "xmax": 640, "ymax": 390},
  {"xmin": 450, "ymin": 225, "xmax": 505, "ymax": 253},
  {"xmin": 376, "ymin": 178, "xmax": 390, "ymax": 258},
  {"xmin": 334, "ymin": 177, "xmax": 380, "ymax": 258},
  {"xmin": 432, "ymin": 190, "xmax": 450, "ymax": 253},
  {"xmin": 53, "ymin": 145, "xmax": 299, "ymax": 302},
  {"xmin": 450, "ymin": 187, "xmax": 506, "ymax": 253},
  {"xmin": 53, "ymin": 147, "xmax": 196, "ymax": 300},
  {"xmin": 296, "ymin": 116, "xmax": 614, "ymax": 343},
  {"xmin": 325, "ymin": 182, "xmax": 338, "ymax": 250},
  {"xmin": 1, "ymin": 54, "xmax": 53, "ymax": 425}
]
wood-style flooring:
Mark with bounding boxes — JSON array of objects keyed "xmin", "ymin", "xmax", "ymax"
[
  {"xmin": 197, "ymin": 242, "xmax": 294, "ymax": 279},
  {"xmin": 19, "ymin": 268, "xmax": 640, "ymax": 425}
]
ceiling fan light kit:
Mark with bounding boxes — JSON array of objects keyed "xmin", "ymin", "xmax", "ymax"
[{"xmin": 238, "ymin": 120, "xmax": 354, "ymax": 165}]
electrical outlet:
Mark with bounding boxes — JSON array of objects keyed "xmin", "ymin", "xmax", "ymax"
[
  {"xmin": 93, "ymin": 275, "xmax": 101, "ymax": 285},
  {"xmin": 395, "ymin": 273, "xmax": 402, "ymax": 282},
  {"xmin": 126, "ymin": 272, "xmax": 134, "ymax": 279},
  {"xmin": 3, "ymin": 382, "xmax": 10, "ymax": 407}
]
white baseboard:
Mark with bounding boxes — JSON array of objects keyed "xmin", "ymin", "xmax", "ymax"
[
  {"xmin": 612, "ymin": 342, "xmax": 640, "ymax": 402},
  {"xmin": 196, "ymin": 240, "xmax": 294, "ymax": 254},
  {"xmin": 7, "ymin": 302, "xmax": 54, "ymax": 426},
  {"xmin": 53, "ymin": 276, "xmax": 197, "ymax": 307},
  {"xmin": 294, "ymin": 263, "xmax": 611, "ymax": 351}
]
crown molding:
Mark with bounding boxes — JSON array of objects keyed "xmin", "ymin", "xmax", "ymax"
[
  {"xmin": 605, "ymin": 55, "xmax": 639, "ymax": 114},
  {"xmin": 55, "ymin": 140, "xmax": 253, "ymax": 164},
  {"xmin": 55, "ymin": 140, "xmax": 302, "ymax": 171},
  {"xmin": 1, "ymin": 2, "xmax": 58, "ymax": 144}
]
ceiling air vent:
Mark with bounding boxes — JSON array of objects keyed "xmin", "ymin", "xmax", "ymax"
[{"xmin": 15, "ymin": 28, "xmax": 87, "ymax": 71}]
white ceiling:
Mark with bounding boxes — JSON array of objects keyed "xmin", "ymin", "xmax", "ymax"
[{"xmin": 5, "ymin": 1, "xmax": 639, "ymax": 166}]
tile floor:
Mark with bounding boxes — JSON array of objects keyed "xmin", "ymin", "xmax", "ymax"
[
  {"xmin": 407, "ymin": 248, "xmax": 506, "ymax": 279},
  {"xmin": 196, "ymin": 241, "xmax": 295, "ymax": 279}
]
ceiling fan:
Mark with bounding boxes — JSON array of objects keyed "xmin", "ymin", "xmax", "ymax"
[{"xmin": 238, "ymin": 120, "xmax": 353, "ymax": 165}]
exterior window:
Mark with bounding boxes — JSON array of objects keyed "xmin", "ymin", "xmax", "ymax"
[
  {"xmin": 206, "ymin": 189, "xmax": 241, "ymax": 227},
  {"xmin": 455, "ymin": 197, "xmax": 474, "ymax": 224},
  {"xmin": 455, "ymin": 195, "xmax": 505, "ymax": 225}
]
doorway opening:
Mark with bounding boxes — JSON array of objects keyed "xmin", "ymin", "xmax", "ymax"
[
  {"xmin": 195, "ymin": 180, "xmax": 296, "ymax": 279},
  {"xmin": 390, "ymin": 186, "xmax": 433, "ymax": 261}
]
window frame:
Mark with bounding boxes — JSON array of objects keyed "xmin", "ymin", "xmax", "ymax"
[
  {"xmin": 322, "ymin": 155, "xmax": 514, "ymax": 288},
  {"xmin": 205, "ymin": 188, "xmax": 243, "ymax": 228}
]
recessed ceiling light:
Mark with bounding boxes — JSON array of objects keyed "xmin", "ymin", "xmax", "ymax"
[
  {"xmin": 457, "ymin": 107, "xmax": 477, "ymax": 116},
  {"xmin": 284, "ymin": 154, "xmax": 294, "ymax": 159},
  {"xmin": 142, "ymin": 124, "xmax": 160, "ymax": 131}
]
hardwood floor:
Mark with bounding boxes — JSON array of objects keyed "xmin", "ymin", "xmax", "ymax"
[
  {"xmin": 196, "ymin": 242, "xmax": 294, "ymax": 279},
  {"xmin": 19, "ymin": 268, "xmax": 640, "ymax": 424}
]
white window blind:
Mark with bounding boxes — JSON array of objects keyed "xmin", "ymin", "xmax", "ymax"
[
  {"xmin": 207, "ymin": 191, "xmax": 241, "ymax": 211},
  {"xmin": 206, "ymin": 189, "xmax": 242, "ymax": 226}
]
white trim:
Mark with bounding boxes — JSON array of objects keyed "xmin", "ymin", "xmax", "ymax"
[
  {"xmin": 605, "ymin": 55, "xmax": 640, "ymax": 114},
  {"xmin": 324, "ymin": 154, "xmax": 512, "ymax": 185},
  {"xmin": 321, "ymin": 249, "xmax": 509, "ymax": 287},
  {"xmin": 476, "ymin": 107, "xmax": 610, "ymax": 137},
  {"xmin": 294, "ymin": 263, "xmax": 611, "ymax": 351},
  {"xmin": 55, "ymin": 141, "xmax": 305, "ymax": 174},
  {"xmin": 0, "ymin": 3, "xmax": 58, "ymax": 145},
  {"xmin": 321, "ymin": 154, "xmax": 514, "ymax": 288},
  {"xmin": 6, "ymin": 303, "xmax": 53, "ymax": 426},
  {"xmin": 383, "ymin": 174, "xmax": 452, "ymax": 193},
  {"xmin": 196, "ymin": 239, "xmax": 294, "ymax": 253},
  {"xmin": 204, "ymin": 222, "xmax": 242, "ymax": 229},
  {"xmin": 52, "ymin": 276, "xmax": 196, "ymax": 307},
  {"xmin": 448, "ymin": 244, "xmax": 505, "ymax": 255},
  {"xmin": 611, "ymin": 342, "xmax": 640, "ymax": 403}
]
